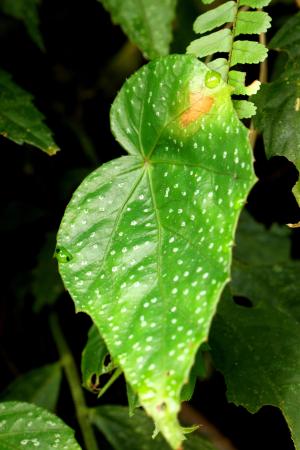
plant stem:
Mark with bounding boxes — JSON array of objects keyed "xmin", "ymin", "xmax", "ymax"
[
  {"xmin": 258, "ymin": 29, "xmax": 268, "ymax": 84},
  {"xmin": 249, "ymin": 28, "xmax": 268, "ymax": 149},
  {"xmin": 225, "ymin": 0, "xmax": 241, "ymax": 81},
  {"xmin": 49, "ymin": 314, "xmax": 99, "ymax": 450},
  {"xmin": 97, "ymin": 367, "xmax": 123, "ymax": 399}
]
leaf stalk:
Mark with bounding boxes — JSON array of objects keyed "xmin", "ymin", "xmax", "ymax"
[{"xmin": 50, "ymin": 314, "xmax": 99, "ymax": 450}]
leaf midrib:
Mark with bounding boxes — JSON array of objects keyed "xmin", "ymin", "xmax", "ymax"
[{"xmin": 147, "ymin": 167, "xmax": 170, "ymax": 388}]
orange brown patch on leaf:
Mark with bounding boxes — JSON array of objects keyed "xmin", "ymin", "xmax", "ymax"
[{"xmin": 180, "ymin": 91, "xmax": 214, "ymax": 127}]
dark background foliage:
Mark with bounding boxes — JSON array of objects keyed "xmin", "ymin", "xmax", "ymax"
[{"xmin": 0, "ymin": 1, "xmax": 299, "ymax": 449}]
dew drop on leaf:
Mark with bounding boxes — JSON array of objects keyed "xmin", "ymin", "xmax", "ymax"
[{"xmin": 205, "ymin": 70, "xmax": 221, "ymax": 89}]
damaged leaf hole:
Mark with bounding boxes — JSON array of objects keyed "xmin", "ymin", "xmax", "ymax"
[{"xmin": 233, "ymin": 296, "xmax": 253, "ymax": 308}]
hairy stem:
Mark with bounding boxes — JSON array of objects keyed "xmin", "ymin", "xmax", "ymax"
[{"xmin": 50, "ymin": 314, "xmax": 99, "ymax": 450}]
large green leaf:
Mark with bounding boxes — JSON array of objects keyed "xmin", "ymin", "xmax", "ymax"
[
  {"xmin": 0, "ymin": 70, "xmax": 59, "ymax": 155},
  {"xmin": 210, "ymin": 213, "xmax": 300, "ymax": 449},
  {"xmin": 0, "ymin": 0, "xmax": 44, "ymax": 50},
  {"xmin": 253, "ymin": 62, "xmax": 300, "ymax": 205},
  {"xmin": 253, "ymin": 13, "xmax": 300, "ymax": 206},
  {"xmin": 57, "ymin": 54, "xmax": 256, "ymax": 449},
  {"xmin": 0, "ymin": 401, "xmax": 81, "ymax": 449},
  {"xmin": 90, "ymin": 405, "xmax": 218, "ymax": 450},
  {"xmin": 0, "ymin": 364, "xmax": 62, "ymax": 412},
  {"xmin": 269, "ymin": 12, "xmax": 300, "ymax": 59},
  {"xmin": 97, "ymin": 0, "xmax": 177, "ymax": 59},
  {"xmin": 233, "ymin": 211, "xmax": 290, "ymax": 265}
]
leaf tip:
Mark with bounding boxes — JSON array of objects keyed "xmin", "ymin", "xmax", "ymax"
[{"xmin": 47, "ymin": 145, "xmax": 60, "ymax": 156}]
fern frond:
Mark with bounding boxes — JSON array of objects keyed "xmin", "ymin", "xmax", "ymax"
[{"xmin": 188, "ymin": 0, "xmax": 272, "ymax": 119}]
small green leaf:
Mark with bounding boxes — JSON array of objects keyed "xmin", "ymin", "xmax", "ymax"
[
  {"xmin": 126, "ymin": 383, "xmax": 140, "ymax": 416},
  {"xmin": 180, "ymin": 345, "xmax": 207, "ymax": 401},
  {"xmin": 0, "ymin": 0, "xmax": 44, "ymax": 50},
  {"xmin": 269, "ymin": 12, "xmax": 300, "ymax": 59},
  {"xmin": 187, "ymin": 29, "xmax": 232, "ymax": 58},
  {"xmin": 253, "ymin": 62, "xmax": 300, "ymax": 205},
  {"xmin": 292, "ymin": 180, "xmax": 300, "ymax": 206},
  {"xmin": 207, "ymin": 58, "xmax": 229, "ymax": 80},
  {"xmin": 193, "ymin": 1, "xmax": 237, "ymax": 34},
  {"xmin": 239, "ymin": 0, "xmax": 271, "ymax": 7},
  {"xmin": 32, "ymin": 233, "xmax": 64, "ymax": 313},
  {"xmin": 0, "ymin": 364, "xmax": 62, "ymax": 412},
  {"xmin": 0, "ymin": 401, "xmax": 81, "ymax": 449},
  {"xmin": 229, "ymin": 70, "xmax": 261, "ymax": 96},
  {"xmin": 235, "ymin": 11, "xmax": 271, "ymax": 37},
  {"xmin": 0, "ymin": 70, "xmax": 59, "ymax": 155},
  {"xmin": 97, "ymin": 0, "xmax": 177, "ymax": 59},
  {"xmin": 201, "ymin": 0, "xmax": 216, "ymax": 4},
  {"xmin": 210, "ymin": 213, "xmax": 300, "ymax": 450},
  {"xmin": 228, "ymin": 70, "xmax": 246, "ymax": 94},
  {"xmin": 57, "ymin": 55, "xmax": 256, "ymax": 449},
  {"xmin": 81, "ymin": 324, "xmax": 113, "ymax": 393},
  {"xmin": 90, "ymin": 405, "xmax": 219, "ymax": 450},
  {"xmin": 230, "ymin": 40, "xmax": 268, "ymax": 67},
  {"xmin": 233, "ymin": 100, "xmax": 257, "ymax": 119}
]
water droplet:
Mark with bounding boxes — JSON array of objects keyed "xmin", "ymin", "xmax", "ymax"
[{"xmin": 205, "ymin": 70, "xmax": 221, "ymax": 89}]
